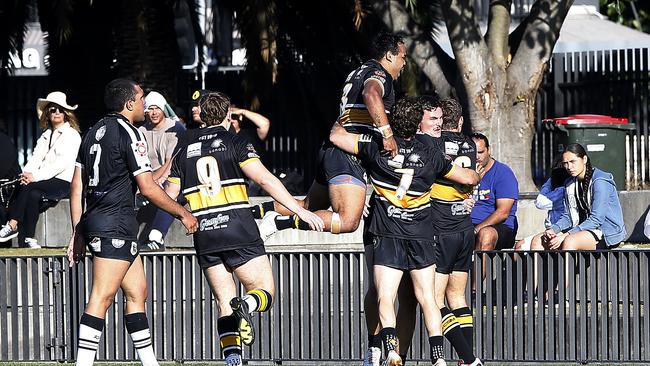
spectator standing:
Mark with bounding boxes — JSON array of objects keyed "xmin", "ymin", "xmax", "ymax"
[
  {"xmin": 0, "ymin": 120, "xmax": 21, "ymax": 233},
  {"xmin": 138, "ymin": 91, "xmax": 186, "ymax": 251},
  {"xmin": 229, "ymin": 106, "xmax": 270, "ymax": 153},
  {"xmin": 540, "ymin": 143, "xmax": 626, "ymax": 250},
  {"xmin": 0, "ymin": 92, "xmax": 81, "ymax": 248}
]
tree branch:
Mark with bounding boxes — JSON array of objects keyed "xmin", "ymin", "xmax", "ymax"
[
  {"xmin": 485, "ymin": 0, "xmax": 512, "ymax": 67},
  {"xmin": 371, "ymin": 0, "xmax": 456, "ymax": 97},
  {"xmin": 508, "ymin": 0, "xmax": 574, "ymax": 92}
]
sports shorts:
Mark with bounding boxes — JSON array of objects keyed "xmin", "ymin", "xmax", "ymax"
[
  {"xmin": 314, "ymin": 144, "xmax": 367, "ymax": 186},
  {"xmin": 490, "ymin": 223, "xmax": 517, "ymax": 250},
  {"xmin": 371, "ymin": 234, "xmax": 436, "ymax": 271},
  {"xmin": 197, "ymin": 243, "xmax": 267, "ymax": 270},
  {"xmin": 86, "ymin": 236, "xmax": 139, "ymax": 263},
  {"xmin": 434, "ymin": 227, "xmax": 474, "ymax": 274}
]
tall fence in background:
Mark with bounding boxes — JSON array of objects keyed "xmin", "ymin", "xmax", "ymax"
[{"xmin": 1, "ymin": 250, "xmax": 648, "ymax": 363}]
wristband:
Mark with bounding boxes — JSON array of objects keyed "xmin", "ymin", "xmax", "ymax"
[
  {"xmin": 378, "ymin": 124, "xmax": 391, "ymax": 131},
  {"xmin": 382, "ymin": 132, "xmax": 393, "ymax": 139}
]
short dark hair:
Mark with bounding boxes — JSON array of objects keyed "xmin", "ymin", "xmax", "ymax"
[
  {"xmin": 200, "ymin": 92, "xmax": 230, "ymax": 126},
  {"xmin": 390, "ymin": 97, "xmax": 422, "ymax": 139},
  {"xmin": 440, "ymin": 98, "xmax": 463, "ymax": 130},
  {"xmin": 471, "ymin": 132, "xmax": 489, "ymax": 147},
  {"xmin": 370, "ymin": 32, "xmax": 405, "ymax": 60},
  {"xmin": 104, "ymin": 78, "xmax": 138, "ymax": 112},
  {"xmin": 416, "ymin": 95, "xmax": 440, "ymax": 112}
]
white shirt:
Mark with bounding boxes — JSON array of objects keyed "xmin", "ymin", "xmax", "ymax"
[{"xmin": 23, "ymin": 122, "xmax": 82, "ymax": 182}]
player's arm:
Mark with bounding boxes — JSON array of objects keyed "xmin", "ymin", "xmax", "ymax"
[
  {"xmin": 232, "ymin": 107, "xmax": 270, "ymax": 141},
  {"xmin": 329, "ymin": 122, "xmax": 359, "ymax": 155},
  {"xmin": 446, "ymin": 165, "xmax": 480, "ymax": 186},
  {"xmin": 135, "ymin": 172, "xmax": 198, "ymax": 234},
  {"xmin": 363, "ymin": 79, "xmax": 397, "ymax": 156},
  {"xmin": 67, "ymin": 165, "xmax": 85, "ymax": 266},
  {"xmin": 241, "ymin": 160, "xmax": 324, "ymax": 231},
  {"xmin": 474, "ymin": 198, "xmax": 515, "ymax": 232}
]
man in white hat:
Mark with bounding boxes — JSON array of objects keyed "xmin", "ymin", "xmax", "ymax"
[{"xmin": 137, "ymin": 91, "xmax": 187, "ymax": 251}]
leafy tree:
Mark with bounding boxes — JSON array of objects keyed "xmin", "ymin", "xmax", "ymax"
[{"xmin": 601, "ymin": 0, "xmax": 650, "ymax": 33}]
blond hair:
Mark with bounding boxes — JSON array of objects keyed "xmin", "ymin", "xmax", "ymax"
[{"xmin": 39, "ymin": 103, "xmax": 81, "ymax": 132}]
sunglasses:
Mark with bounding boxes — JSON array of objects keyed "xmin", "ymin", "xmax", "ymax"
[{"xmin": 47, "ymin": 106, "xmax": 64, "ymax": 114}]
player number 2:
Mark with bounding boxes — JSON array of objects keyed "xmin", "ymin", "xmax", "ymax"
[
  {"xmin": 88, "ymin": 144, "xmax": 102, "ymax": 187},
  {"xmin": 196, "ymin": 156, "xmax": 221, "ymax": 196}
]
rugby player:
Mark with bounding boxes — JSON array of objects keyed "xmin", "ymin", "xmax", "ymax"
[
  {"xmin": 416, "ymin": 98, "xmax": 482, "ymax": 366},
  {"xmin": 252, "ymin": 32, "xmax": 407, "ymax": 238},
  {"xmin": 330, "ymin": 97, "xmax": 479, "ymax": 366},
  {"xmin": 163, "ymin": 92, "xmax": 323, "ymax": 366},
  {"xmin": 67, "ymin": 78, "xmax": 198, "ymax": 366},
  {"xmin": 362, "ymin": 95, "xmax": 444, "ymax": 366}
]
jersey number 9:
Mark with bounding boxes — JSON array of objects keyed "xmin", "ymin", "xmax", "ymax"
[{"xmin": 196, "ymin": 156, "xmax": 221, "ymax": 196}]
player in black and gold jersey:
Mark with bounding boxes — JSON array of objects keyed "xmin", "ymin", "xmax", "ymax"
[
  {"xmin": 330, "ymin": 97, "xmax": 479, "ymax": 366},
  {"xmin": 67, "ymin": 79, "xmax": 198, "ymax": 366},
  {"xmin": 164, "ymin": 92, "xmax": 323, "ymax": 366},
  {"xmin": 252, "ymin": 33, "xmax": 407, "ymax": 240},
  {"xmin": 416, "ymin": 98, "xmax": 483, "ymax": 366}
]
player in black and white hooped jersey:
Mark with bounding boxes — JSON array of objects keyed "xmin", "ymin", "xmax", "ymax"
[{"xmin": 67, "ymin": 78, "xmax": 197, "ymax": 366}]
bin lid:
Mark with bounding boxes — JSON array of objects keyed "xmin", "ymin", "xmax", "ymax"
[{"xmin": 543, "ymin": 114, "xmax": 629, "ymax": 125}]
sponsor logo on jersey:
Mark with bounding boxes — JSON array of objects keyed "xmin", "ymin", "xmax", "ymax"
[
  {"xmin": 187, "ymin": 142, "xmax": 202, "ymax": 158},
  {"xmin": 451, "ymin": 202, "xmax": 470, "ymax": 216},
  {"xmin": 387, "ymin": 205, "xmax": 415, "ymax": 221},
  {"xmin": 130, "ymin": 242, "xmax": 138, "ymax": 256},
  {"xmin": 89, "ymin": 237, "xmax": 101, "ymax": 253},
  {"xmin": 111, "ymin": 239, "xmax": 125, "ymax": 248},
  {"xmin": 209, "ymin": 138, "xmax": 227, "ymax": 153},
  {"xmin": 95, "ymin": 126, "xmax": 106, "ymax": 141},
  {"xmin": 445, "ymin": 141, "xmax": 460, "ymax": 156},
  {"xmin": 199, "ymin": 214, "xmax": 230, "ymax": 231},
  {"xmin": 359, "ymin": 134, "xmax": 373, "ymax": 143}
]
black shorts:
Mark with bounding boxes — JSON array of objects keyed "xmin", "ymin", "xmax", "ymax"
[
  {"xmin": 314, "ymin": 144, "xmax": 367, "ymax": 185},
  {"xmin": 371, "ymin": 235, "xmax": 436, "ymax": 271},
  {"xmin": 434, "ymin": 227, "xmax": 474, "ymax": 274},
  {"xmin": 197, "ymin": 243, "xmax": 267, "ymax": 270},
  {"xmin": 490, "ymin": 223, "xmax": 516, "ymax": 250},
  {"xmin": 86, "ymin": 236, "xmax": 139, "ymax": 263}
]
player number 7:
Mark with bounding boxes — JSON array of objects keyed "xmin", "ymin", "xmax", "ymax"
[{"xmin": 394, "ymin": 168, "xmax": 414, "ymax": 200}]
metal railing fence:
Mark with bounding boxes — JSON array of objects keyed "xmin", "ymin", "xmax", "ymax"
[{"xmin": 0, "ymin": 250, "xmax": 648, "ymax": 363}]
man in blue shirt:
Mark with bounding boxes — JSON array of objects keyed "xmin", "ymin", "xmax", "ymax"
[{"xmin": 470, "ymin": 133, "xmax": 518, "ymax": 251}]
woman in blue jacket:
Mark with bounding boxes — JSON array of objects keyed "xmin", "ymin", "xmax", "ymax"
[{"xmin": 539, "ymin": 143, "xmax": 626, "ymax": 250}]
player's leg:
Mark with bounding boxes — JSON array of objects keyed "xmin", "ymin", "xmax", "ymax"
[
  {"xmin": 395, "ymin": 275, "xmax": 417, "ymax": 363},
  {"xmin": 76, "ymin": 250, "xmax": 132, "ymax": 366},
  {"xmin": 120, "ymin": 256, "xmax": 158, "ymax": 366},
  {"xmin": 202, "ymin": 255, "xmax": 243, "ymax": 365},
  {"xmin": 229, "ymin": 248, "xmax": 275, "ymax": 346},
  {"xmin": 409, "ymin": 265, "xmax": 445, "ymax": 365},
  {"xmin": 374, "ymin": 264, "xmax": 404, "ymax": 366},
  {"xmin": 362, "ymin": 235, "xmax": 382, "ymax": 366}
]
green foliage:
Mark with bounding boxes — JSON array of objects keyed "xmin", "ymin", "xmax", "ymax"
[{"xmin": 600, "ymin": 0, "xmax": 650, "ymax": 33}]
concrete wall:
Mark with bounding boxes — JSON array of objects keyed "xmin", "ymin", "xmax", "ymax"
[{"xmin": 14, "ymin": 191, "xmax": 650, "ymax": 249}]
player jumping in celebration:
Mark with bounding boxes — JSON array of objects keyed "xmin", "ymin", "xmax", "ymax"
[
  {"xmin": 330, "ymin": 97, "xmax": 479, "ymax": 366},
  {"xmin": 67, "ymin": 79, "xmax": 198, "ymax": 366},
  {"xmin": 163, "ymin": 92, "xmax": 323, "ymax": 366},
  {"xmin": 252, "ymin": 32, "xmax": 407, "ymax": 238}
]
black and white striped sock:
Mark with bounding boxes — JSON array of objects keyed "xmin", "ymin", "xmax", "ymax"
[
  {"xmin": 125, "ymin": 312, "xmax": 159, "ymax": 366},
  {"xmin": 76, "ymin": 313, "xmax": 104, "ymax": 366}
]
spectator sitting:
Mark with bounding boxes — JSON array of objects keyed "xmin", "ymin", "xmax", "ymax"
[
  {"xmin": 0, "ymin": 92, "xmax": 82, "ymax": 248},
  {"xmin": 138, "ymin": 91, "xmax": 186, "ymax": 251},
  {"xmin": 516, "ymin": 157, "xmax": 569, "ymax": 250},
  {"xmin": 538, "ymin": 143, "xmax": 626, "ymax": 250},
  {"xmin": 0, "ymin": 119, "xmax": 21, "ymax": 236},
  {"xmin": 470, "ymin": 133, "xmax": 519, "ymax": 251}
]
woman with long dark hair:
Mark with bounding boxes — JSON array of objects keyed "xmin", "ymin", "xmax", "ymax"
[
  {"xmin": 539, "ymin": 143, "xmax": 626, "ymax": 250},
  {"xmin": 0, "ymin": 92, "xmax": 81, "ymax": 248}
]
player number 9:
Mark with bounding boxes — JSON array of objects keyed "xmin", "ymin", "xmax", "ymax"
[{"xmin": 196, "ymin": 156, "xmax": 221, "ymax": 196}]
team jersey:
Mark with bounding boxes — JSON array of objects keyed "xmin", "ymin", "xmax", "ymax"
[
  {"xmin": 168, "ymin": 126, "xmax": 262, "ymax": 254},
  {"xmin": 355, "ymin": 135, "xmax": 454, "ymax": 240},
  {"xmin": 338, "ymin": 60, "xmax": 395, "ymax": 135},
  {"xmin": 76, "ymin": 113, "xmax": 153, "ymax": 240},
  {"xmin": 416, "ymin": 131, "xmax": 477, "ymax": 231}
]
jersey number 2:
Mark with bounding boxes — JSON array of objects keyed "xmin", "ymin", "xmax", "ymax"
[{"xmin": 196, "ymin": 156, "xmax": 221, "ymax": 196}]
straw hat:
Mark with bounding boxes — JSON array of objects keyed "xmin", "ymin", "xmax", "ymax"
[{"xmin": 36, "ymin": 91, "xmax": 78, "ymax": 119}]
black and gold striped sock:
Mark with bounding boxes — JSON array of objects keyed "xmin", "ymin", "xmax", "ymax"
[
  {"xmin": 441, "ymin": 306, "xmax": 474, "ymax": 362},
  {"xmin": 452, "ymin": 306, "xmax": 474, "ymax": 351},
  {"xmin": 243, "ymin": 289, "xmax": 273, "ymax": 313},
  {"xmin": 251, "ymin": 201, "xmax": 276, "ymax": 219},
  {"xmin": 217, "ymin": 315, "xmax": 241, "ymax": 358}
]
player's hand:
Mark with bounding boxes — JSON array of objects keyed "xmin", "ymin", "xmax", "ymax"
[
  {"xmin": 67, "ymin": 229, "xmax": 86, "ymax": 267},
  {"xmin": 463, "ymin": 198, "xmax": 476, "ymax": 211},
  {"xmin": 382, "ymin": 135, "xmax": 398, "ymax": 157},
  {"xmin": 180, "ymin": 211, "xmax": 198, "ymax": 234},
  {"xmin": 476, "ymin": 163, "xmax": 485, "ymax": 177},
  {"xmin": 296, "ymin": 208, "xmax": 324, "ymax": 232},
  {"xmin": 363, "ymin": 201, "xmax": 370, "ymax": 218}
]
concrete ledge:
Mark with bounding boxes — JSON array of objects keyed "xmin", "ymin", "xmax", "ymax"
[{"xmin": 14, "ymin": 191, "xmax": 650, "ymax": 249}]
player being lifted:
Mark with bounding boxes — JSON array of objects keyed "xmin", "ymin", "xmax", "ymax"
[
  {"xmin": 330, "ymin": 97, "xmax": 479, "ymax": 366},
  {"xmin": 67, "ymin": 79, "xmax": 198, "ymax": 366},
  {"xmin": 415, "ymin": 98, "xmax": 483, "ymax": 366},
  {"xmin": 163, "ymin": 92, "xmax": 323, "ymax": 366},
  {"xmin": 251, "ymin": 32, "xmax": 406, "ymax": 238}
]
